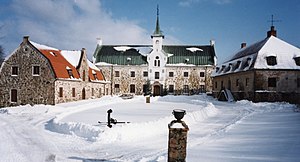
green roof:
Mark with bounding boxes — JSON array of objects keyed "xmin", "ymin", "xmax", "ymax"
[{"xmin": 93, "ymin": 45, "xmax": 216, "ymax": 66}]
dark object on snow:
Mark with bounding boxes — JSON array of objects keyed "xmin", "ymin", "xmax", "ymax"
[
  {"xmin": 98, "ymin": 109, "xmax": 130, "ymax": 128},
  {"xmin": 168, "ymin": 109, "xmax": 189, "ymax": 162},
  {"xmin": 119, "ymin": 94, "xmax": 134, "ymax": 99},
  {"xmin": 172, "ymin": 109, "xmax": 186, "ymax": 121}
]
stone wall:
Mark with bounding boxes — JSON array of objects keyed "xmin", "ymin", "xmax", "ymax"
[
  {"xmin": 0, "ymin": 42, "xmax": 56, "ymax": 107},
  {"xmin": 54, "ymin": 80, "xmax": 106, "ymax": 104},
  {"xmin": 97, "ymin": 64, "xmax": 214, "ymax": 95},
  {"xmin": 212, "ymin": 70, "xmax": 300, "ymax": 104}
]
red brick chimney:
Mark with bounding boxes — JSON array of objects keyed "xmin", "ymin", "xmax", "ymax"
[{"xmin": 267, "ymin": 26, "xmax": 277, "ymax": 37}]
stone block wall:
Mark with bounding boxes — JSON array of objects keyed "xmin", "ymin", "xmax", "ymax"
[
  {"xmin": 0, "ymin": 43, "xmax": 56, "ymax": 107},
  {"xmin": 54, "ymin": 80, "xmax": 106, "ymax": 104}
]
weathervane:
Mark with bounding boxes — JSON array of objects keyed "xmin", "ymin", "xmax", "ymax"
[{"xmin": 268, "ymin": 14, "xmax": 281, "ymax": 26}]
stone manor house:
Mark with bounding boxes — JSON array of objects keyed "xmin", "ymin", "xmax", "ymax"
[
  {"xmin": 212, "ymin": 26, "xmax": 300, "ymax": 104},
  {"xmin": 0, "ymin": 36, "xmax": 109, "ymax": 107},
  {"xmin": 93, "ymin": 12, "xmax": 217, "ymax": 96}
]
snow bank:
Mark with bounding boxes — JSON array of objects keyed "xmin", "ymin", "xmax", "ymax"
[
  {"xmin": 45, "ymin": 119, "xmax": 102, "ymax": 142},
  {"xmin": 45, "ymin": 99, "xmax": 218, "ymax": 144}
]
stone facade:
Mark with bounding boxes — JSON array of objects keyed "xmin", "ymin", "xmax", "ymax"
[
  {"xmin": 213, "ymin": 70, "xmax": 300, "ymax": 104},
  {"xmin": 0, "ymin": 41, "xmax": 56, "ymax": 107},
  {"xmin": 99, "ymin": 64, "xmax": 214, "ymax": 96},
  {"xmin": 0, "ymin": 37, "xmax": 109, "ymax": 107}
]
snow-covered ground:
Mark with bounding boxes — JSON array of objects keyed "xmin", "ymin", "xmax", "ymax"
[{"xmin": 0, "ymin": 95, "xmax": 299, "ymax": 162}]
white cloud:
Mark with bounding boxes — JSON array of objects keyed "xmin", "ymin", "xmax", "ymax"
[{"xmin": 5, "ymin": 0, "xmax": 160, "ymax": 59}]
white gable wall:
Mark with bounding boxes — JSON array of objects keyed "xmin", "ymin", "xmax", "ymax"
[{"xmin": 255, "ymin": 36, "xmax": 300, "ymax": 69}]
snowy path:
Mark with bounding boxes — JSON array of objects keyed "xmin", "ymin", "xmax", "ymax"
[{"xmin": 0, "ymin": 95, "xmax": 299, "ymax": 162}]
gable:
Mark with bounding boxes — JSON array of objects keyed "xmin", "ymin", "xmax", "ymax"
[{"xmin": 29, "ymin": 41, "xmax": 106, "ymax": 81}]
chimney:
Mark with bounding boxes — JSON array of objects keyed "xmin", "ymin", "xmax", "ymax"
[
  {"xmin": 96, "ymin": 38, "xmax": 102, "ymax": 46},
  {"xmin": 267, "ymin": 26, "xmax": 277, "ymax": 37},
  {"xmin": 23, "ymin": 36, "xmax": 29, "ymax": 43},
  {"xmin": 241, "ymin": 43, "xmax": 247, "ymax": 49},
  {"xmin": 210, "ymin": 39, "xmax": 215, "ymax": 46}
]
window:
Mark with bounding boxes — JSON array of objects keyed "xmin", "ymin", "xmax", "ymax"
[
  {"xmin": 11, "ymin": 89, "xmax": 17, "ymax": 103},
  {"xmin": 115, "ymin": 84, "xmax": 120, "ymax": 93},
  {"xmin": 169, "ymin": 72, "xmax": 174, "ymax": 77},
  {"xmin": 155, "ymin": 72, "xmax": 159, "ymax": 79},
  {"xmin": 184, "ymin": 72, "xmax": 189, "ymax": 77},
  {"xmin": 72, "ymin": 88, "xmax": 75, "ymax": 97},
  {"xmin": 67, "ymin": 69, "xmax": 74, "ymax": 78},
  {"xmin": 12, "ymin": 66, "xmax": 18, "ymax": 76},
  {"xmin": 143, "ymin": 71, "xmax": 148, "ymax": 77},
  {"xmin": 154, "ymin": 56, "xmax": 160, "ymax": 67},
  {"xmin": 200, "ymin": 85, "xmax": 205, "ymax": 93},
  {"xmin": 33, "ymin": 66, "xmax": 40, "ymax": 76},
  {"xmin": 294, "ymin": 57, "xmax": 300, "ymax": 66},
  {"xmin": 59, "ymin": 87, "xmax": 63, "ymax": 97},
  {"xmin": 246, "ymin": 78, "xmax": 249, "ymax": 86},
  {"xmin": 215, "ymin": 82, "xmax": 217, "ymax": 89},
  {"xmin": 297, "ymin": 78, "xmax": 300, "ymax": 87},
  {"xmin": 221, "ymin": 81, "xmax": 224, "ymax": 89},
  {"xmin": 130, "ymin": 84, "xmax": 135, "ymax": 93},
  {"xmin": 266, "ymin": 56, "xmax": 277, "ymax": 66},
  {"xmin": 115, "ymin": 71, "xmax": 120, "ymax": 77},
  {"xmin": 92, "ymin": 88, "xmax": 94, "ymax": 96},
  {"xmin": 130, "ymin": 71, "xmax": 135, "ymax": 77},
  {"xmin": 143, "ymin": 84, "xmax": 147, "ymax": 93},
  {"xmin": 93, "ymin": 74, "xmax": 98, "ymax": 80},
  {"xmin": 268, "ymin": 78, "xmax": 277, "ymax": 87},
  {"xmin": 183, "ymin": 85, "xmax": 189, "ymax": 94},
  {"xmin": 200, "ymin": 72, "xmax": 205, "ymax": 77},
  {"xmin": 169, "ymin": 85, "xmax": 174, "ymax": 93},
  {"xmin": 82, "ymin": 70, "xmax": 86, "ymax": 81},
  {"xmin": 236, "ymin": 79, "xmax": 239, "ymax": 87}
]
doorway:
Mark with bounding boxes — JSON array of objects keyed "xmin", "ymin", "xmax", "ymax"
[{"xmin": 82, "ymin": 88, "xmax": 86, "ymax": 99}]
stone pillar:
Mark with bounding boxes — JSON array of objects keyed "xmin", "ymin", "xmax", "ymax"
[{"xmin": 168, "ymin": 109, "xmax": 189, "ymax": 162}]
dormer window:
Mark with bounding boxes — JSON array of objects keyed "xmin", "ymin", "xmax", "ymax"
[
  {"xmin": 93, "ymin": 74, "xmax": 98, "ymax": 80},
  {"xmin": 234, "ymin": 61, "xmax": 241, "ymax": 70},
  {"xmin": 294, "ymin": 56, "xmax": 300, "ymax": 66},
  {"xmin": 67, "ymin": 69, "xmax": 74, "ymax": 78},
  {"xmin": 266, "ymin": 56, "xmax": 277, "ymax": 66}
]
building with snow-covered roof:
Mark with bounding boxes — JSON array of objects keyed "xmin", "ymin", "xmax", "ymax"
[
  {"xmin": 0, "ymin": 36, "xmax": 109, "ymax": 107},
  {"xmin": 93, "ymin": 9, "xmax": 216, "ymax": 96},
  {"xmin": 212, "ymin": 26, "xmax": 300, "ymax": 104}
]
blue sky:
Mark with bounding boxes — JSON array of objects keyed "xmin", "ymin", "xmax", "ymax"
[{"xmin": 0, "ymin": 0, "xmax": 299, "ymax": 63}]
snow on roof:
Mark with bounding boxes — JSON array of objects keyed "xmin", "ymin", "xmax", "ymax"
[
  {"xmin": 30, "ymin": 41, "xmax": 59, "ymax": 51},
  {"xmin": 254, "ymin": 36, "xmax": 300, "ymax": 69},
  {"xmin": 213, "ymin": 36, "xmax": 300, "ymax": 77},
  {"xmin": 113, "ymin": 46, "xmax": 132, "ymax": 52},
  {"xmin": 87, "ymin": 59, "xmax": 100, "ymax": 71},
  {"xmin": 186, "ymin": 47, "xmax": 203, "ymax": 52},
  {"xmin": 60, "ymin": 50, "xmax": 82, "ymax": 68},
  {"xmin": 134, "ymin": 47, "xmax": 152, "ymax": 56}
]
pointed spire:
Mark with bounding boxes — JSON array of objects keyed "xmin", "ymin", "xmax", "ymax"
[{"xmin": 151, "ymin": 5, "xmax": 164, "ymax": 38}]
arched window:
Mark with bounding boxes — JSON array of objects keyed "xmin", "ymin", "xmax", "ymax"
[{"xmin": 154, "ymin": 56, "xmax": 160, "ymax": 67}]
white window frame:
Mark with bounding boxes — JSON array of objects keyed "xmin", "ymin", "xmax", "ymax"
[
  {"xmin": 32, "ymin": 65, "xmax": 40, "ymax": 76},
  {"xmin": 11, "ymin": 66, "xmax": 19, "ymax": 76}
]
